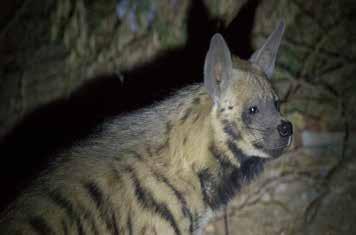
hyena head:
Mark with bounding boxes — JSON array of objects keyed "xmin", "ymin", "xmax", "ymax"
[{"xmin": 204, "ymin": 21, "xmax": 292, "ymax": 161}]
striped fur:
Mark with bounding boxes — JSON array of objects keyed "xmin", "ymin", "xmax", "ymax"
[{"xmin": 0, "ymin": 22, "xmax": 291, "ymax": 235}]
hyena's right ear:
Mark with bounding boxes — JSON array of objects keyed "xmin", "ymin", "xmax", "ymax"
[{"xmin": 204, "ymin": 33, "xmax": 233, "ymax": 105}]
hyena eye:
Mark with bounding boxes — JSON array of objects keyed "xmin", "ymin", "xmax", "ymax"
[
  {"xmin": 275, "ymin": 100, "xmax": 280, "ymax": 112},
  {"xmin": 248, "ymin": 106, "xmax": 258, "ymax": 114}
]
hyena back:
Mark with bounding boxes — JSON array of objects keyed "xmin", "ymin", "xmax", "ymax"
[{"xmin": 0, "ymin": 21, "xmax": 292, "ymax": 235}]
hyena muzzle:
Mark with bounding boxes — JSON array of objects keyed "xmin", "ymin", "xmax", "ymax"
[{"xmin": 0, "ymin": 21, "xmax": 292, "ymax": 235}]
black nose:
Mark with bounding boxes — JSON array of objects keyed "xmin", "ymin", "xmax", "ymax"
[{"xmin": 277, "ymin": 120, "xmax": 293, "ymax": 137}]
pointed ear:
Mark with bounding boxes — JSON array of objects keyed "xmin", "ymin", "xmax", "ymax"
[
  {"xmin": 204, "ymin": 33, "xmax": 233, "ymax": 104},
  {"xmin": 250, "ymin": 20, "xmax": 285, "ymax": 79}
]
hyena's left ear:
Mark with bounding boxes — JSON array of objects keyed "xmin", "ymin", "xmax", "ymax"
[
  {"xmin": 250, "ymin": 20, "xmax": 285, "ymax": 79},
  {"xmin": 204, "ymin": 33, "xmax": 233, "ymax": 104}
]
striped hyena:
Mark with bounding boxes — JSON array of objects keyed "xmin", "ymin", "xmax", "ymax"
[{"xmin": 0, "ymin": 21, "xmax": 292, "ymax": 235}]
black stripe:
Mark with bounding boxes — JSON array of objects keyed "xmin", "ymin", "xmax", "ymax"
[
  {"xmin": 75, "ymin": 218, "xmax": 86, "ymax": 235},
  {"xmin": 155, "ymin": 122, "xmax": 172, "ymax": 154},
  {"xmin": 253, "ymin": 142, "xmax": 264, "ymax": 149},
  {"xmin": 29, "ymin": 216, "xmax": 55, "ymax": 235},
  {"xmin": 197, "ymin": 169, "xmax": 213, "ymax": 208},
  {"xmin": 183, "ymin": 136, "xmax": 188, "ymax": 145},
  {"xmin": 192, "ymin": 97, "xmax": 200, "ymax": 105},
  {"xmin": 47, "ymin": 189, "xmax": 87, "ymax": 235},
  {"xmin": 226, "ymin": 141, "xmax": 266, "ymax": 182},
  {"xmin": 223, "ymin": 122, "xmax": 240, "ymax": 140},
  {"xmin": 209, "ymin": 145, "xmax": 236, "ymax": 171},
  {"xmin": 111, "ymin": 211, "xmax": 120, "ymax": 235},
  {"xmin": 180, "ymin": 107, "xmax": 192, "ymax": 123},
  {"xmin": 109, "ymin": 168, "xmax": 122, "ymax": 235},
  {"xmin": 61, "ymin": 219, "xmax": 69, "ymax": 235},
  {"xmin": 83, "ymin": 182, "xmax": 120, "ymax": 235},
  {"xmin": 84, "ymin": 182, "xmax": 103, "ymax": 210},
  {"xmin": 198, "ymin": 143, "xmax": 245, "ymax": 209},
  {"xmin": 129, "ymin": 170, "xmax": 182, "ymax": 235},
  {"xmin": 200, "ymin": 142, "xmax": 267, "ymax": 209},
  {"xmin": 151, "ymin": 170, "xmax": 194, "ymax": 234},
  {"xmin": 127, "ymin": 213, "xmax": 133, "ymax": 235},
  {"xmin": 155, "ymin": 139, "xmax": 169, "ymax": 154},
  {"xmin": 166, "ymin": 121, "xmax": 172, "ymax": 135},
  {"xmin": 197, "ymin": 166, "xmax": 242, "ymax": 209},
  {"xmin": 192, "ymin": 113, "xmax": 200, "ymax": 123},
  {"xmin": 240, "ymin": 157, "xmax": 266, "ymax": 183},
  {"xmin": 209, "ymin": 144, "xmax": 223, "ymax": 163},
  {"xmin": 227, "ymin": 140, "xmax": 247, "ymax": 163}
]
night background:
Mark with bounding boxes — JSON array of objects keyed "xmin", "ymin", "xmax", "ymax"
[{"xmin": 0, "ymin": 0, "xmax": 355, "ymax": 234}]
